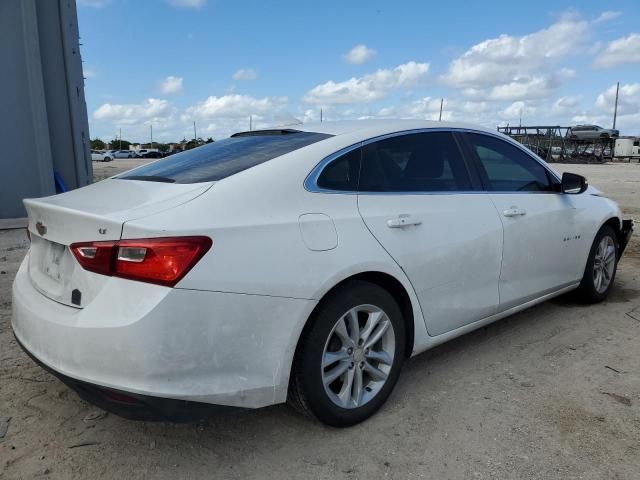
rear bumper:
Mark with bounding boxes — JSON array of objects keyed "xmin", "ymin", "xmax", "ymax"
[
  {"xmin": 14, "ymin": 333, "xmax": 238, "ymax": 422},
  {"xmin": 12, "ymin": 256, "xmax": 316, "ymax": 410},
  {"xmin": 619, "ymin": 219, "xmax": 633, "ymax": 258}
]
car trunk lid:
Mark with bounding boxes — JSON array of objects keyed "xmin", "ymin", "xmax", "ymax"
[{"xmin": 24, "ymin": 179, "xmax": 212, "ymax": 308}]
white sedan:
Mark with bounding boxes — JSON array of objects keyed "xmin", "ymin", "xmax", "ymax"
[
  {"xmin": 90, "ymin": 150, "xmax": 112, "ymax": 162},
  {"xmin": 12, "ymin": 120, "xmax": 633, "ymax": 426}
]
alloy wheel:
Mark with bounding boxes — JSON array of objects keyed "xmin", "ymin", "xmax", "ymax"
[
  {"xmin": 593, "ymin": 235, "xmax": 615, "ymax": 293},
  {"xmin": 321, "ymin": 304, "xmax": 395, "ymax": 409}
]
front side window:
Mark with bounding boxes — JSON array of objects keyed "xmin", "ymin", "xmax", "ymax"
[
  {"xmin": 359, "ymin": 132, "xmax": 472, "ymax": 192},
  {"xmin": 118, "ymin": 130, "xmax": 332, "ymax": 183},
  {"xmin": 464, "ymin": 133, "xmax": 553, "ymax": 192}
]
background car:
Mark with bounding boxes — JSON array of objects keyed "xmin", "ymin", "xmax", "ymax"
[
  {"xmin": 568, "ymin": 125, "xmax": 619, "ymax": 141},
  {"xmin": 137, "ymin": 149, "xmax": 163, "ymax": 158},
  {"xmin": 13, "ymin": 120, "xmax": 633, "ymax": 427},
  {"xmin": 112, "ymin": 150, "xmax": 136, "ymax": 158},
  {"xmin": 90, "ymin": 150, "xmax": 112, "ymax": 162}
]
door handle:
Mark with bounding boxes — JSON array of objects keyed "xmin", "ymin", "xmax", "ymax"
[
  {"xmin": 387, "ymin": 215, "xmax": 422, "ymax": 228},
  {"xmin": 503, "ymin": 207, "xmax": 527, "ymax": 217}
]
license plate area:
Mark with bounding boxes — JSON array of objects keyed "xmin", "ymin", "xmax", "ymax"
[{"xmin": 28, "ymin": 236, "xmax": 76, "ymax": 305}]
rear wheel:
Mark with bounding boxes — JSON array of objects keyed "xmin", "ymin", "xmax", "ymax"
[
  {"xmin": 289, "ymin": 281, "xmax": 406, "ymax": 427},
  {"xmin": 576, "ymin": 225, "xmax": 618, "ymax": 303}
]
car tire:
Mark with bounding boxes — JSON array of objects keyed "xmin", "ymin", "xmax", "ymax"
[
  {"xmin": 576, "ymin": 225, "xmax": 618, "ymax": 303},
  {"xmin": 288, "ymin": 280, "xmax": 406, "ymax": 427}
]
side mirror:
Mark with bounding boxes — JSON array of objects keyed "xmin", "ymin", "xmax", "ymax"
[{"xmin": 561, "ymin": 172, "xmax": 587, "ymax": 194}]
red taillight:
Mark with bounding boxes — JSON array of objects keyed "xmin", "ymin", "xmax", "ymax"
[{"xmin": 70, "ymin": 236, "xmax": 212, "ymax": 287}]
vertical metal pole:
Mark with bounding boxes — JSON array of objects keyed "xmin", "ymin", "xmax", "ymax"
[
  {"xmin": 193, "ymin": 121, "xmax": 197, "ymax": 141},
  {"xmin": 150, "ymin": 124, "xmax": 153, "ymax": 148},
  {"xmin": 320, "ymin": 108, "xmax": 323, "ymax": 122},
  {"xmin": 439, "ymin": 98, "xmax": 443, "ymax": 121},
  {"xmin": 249, "ymin": 114, "xmax": 252, "ymax": 131},
  {"xmin": 119, "ymin": 127, "xmax": 122, "ymax": 150},
  {"xmin": 613, "ymin": 81, "xmax": 619, "ymax": 129}
]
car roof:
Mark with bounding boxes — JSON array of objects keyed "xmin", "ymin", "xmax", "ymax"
[{"xmin": 242, "ymin": 119, "xmax": 498, "ymax": 139}]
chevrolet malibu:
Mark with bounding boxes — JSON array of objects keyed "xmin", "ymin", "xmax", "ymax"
[{"xmin": 12, "ymin": 120, "xmax": 633, "ymax": 426}]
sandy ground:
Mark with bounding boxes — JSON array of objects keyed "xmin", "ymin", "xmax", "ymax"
[{"xmin": 1, "ymin": 161, "xmax": 639, "ymax": 479}]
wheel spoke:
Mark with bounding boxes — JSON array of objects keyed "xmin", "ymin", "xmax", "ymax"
[
  {"xmin": 364, "ymin": 361, "xmax": 388, "ymax": 382},
  {"xmin": 364, "ymin": 320, "xmax": 390, "ymax": 350},
  {"xmin": 360, "ymin": 311, "xmax": 384, "ymax": 344},
  {"xmin": 365, "ymin": 349, "xmax": 392, "ymax": 365},
  {"xmin": 323, "ymin": 349, "xmax": 351, "ymax": 368},
  {"xmin": 345, "ymin": 309, "xmax": 360, "ymax": 346},
  {"xmin": 324, "ymin": 361, "xmax": 350, "ymax": 385},
  {"xmin": 337, "ymin": 367, "xmax": 355, "ymax": 406},
  {"xmin": 594, "ymin": 269, "xmax": 602, "ymax": 291},
  {"xmin": 604, "ymin": 245, "xmax": 615, "ymax": 263},
  {"xmin": 333, "ymin": 318, "xmax": 354, "ymax": 347},
  {"xmin": 352, "ymin": 367, "xmax": 364, "ymax": 406}
]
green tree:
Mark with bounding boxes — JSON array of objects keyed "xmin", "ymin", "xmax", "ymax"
[
  {"xmin": 90, "ymin": 138, "xmax": 106, "ymax": 150},
  {"xmin": 109, "ymin": 138, "xmax": 131, "ymax": 150},
  {"xmin": 206, "ymin": 137, "xmax": 214, "ymax": 144}
]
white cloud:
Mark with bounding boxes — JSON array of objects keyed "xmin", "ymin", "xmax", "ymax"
[
  {"xmin": 83, "ymin": 68, "xmax": 96, "ymax": 79},
  {"xmin": 595, "ymin": 83, "xmax": 640, "ymax": 115},
  {"xmin": 303, "ymin": 61, "xmax": 430, "ymax": 105},
  {"xmin": 183, "ymin": 94, "xmax": 288, "ymax": 120},
  {"xmin": 232, "ymin": 68, "xmax": 258, "ymax": 81},
  {"xmin": 551, "ymin": 96, "xmax": 581, "ymax": 115},
  {"xmin": 159, "ymin": 76, "xmax": 184, "ymax": 95},
  {"xmin": 593, "ymin": 33, "xmax": 640, "ymax": 68},
  {"xmin": 167, "ymin": 0, "xmax": 206, "ymax": 7},
  {"xmin": 344, "ymin": 44, "xmax": 377, "ymax": 64},
  {"xmin": 93, "ymin": 98, "xmax": 173, "ymax": 125},
  {"xmin": 77, "ymin": 0, "xmax": 111, "ymax": 7},
  {"xmin": 442, "ymin": 18, "xmax": 589, "ymax": 89},
  {"xmin": 499, "ymin": 101, "xmax": 537, "ymax": 120},
  {"xmin": 594, "ymin": 11, "xmax": 622, "ymax": 23},
  {"xmin": 440, "ymin": 17, "xmax": 591, "ymax": 105}
]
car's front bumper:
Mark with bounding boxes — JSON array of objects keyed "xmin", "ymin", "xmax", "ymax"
[
  {"xmin": 619, "ymin": 219, "xmax": 633, "ymax": 258},
  {"xmin": 12, "ymin": 256, "xmax": 316, "ymax": 412}
]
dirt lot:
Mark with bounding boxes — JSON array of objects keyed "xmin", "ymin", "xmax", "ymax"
[{"xmin": 1, "ymin": 161, "xmax": 639, "ymax": 479}]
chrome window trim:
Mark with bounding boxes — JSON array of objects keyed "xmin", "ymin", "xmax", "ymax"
[{"xmin": 303, "ymin": 127, "xmax": 561, "ymax": 195}]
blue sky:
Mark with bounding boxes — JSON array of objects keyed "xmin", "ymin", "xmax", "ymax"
[{"xmin": 78, "ymin": 0, "xmax": 640, "ymax": 142}]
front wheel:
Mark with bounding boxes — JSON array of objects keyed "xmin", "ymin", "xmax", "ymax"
[
  {"xmin": 576, "ymin": 225, "xmax": 618, "ymax": 303},
  {"xmin": 288, "ymin": 280, "xmax": 406, "ymax": 427}
]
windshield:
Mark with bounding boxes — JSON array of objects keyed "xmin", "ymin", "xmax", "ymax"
[{"xmin": 117, "ymin": 130, "xmax": 332, "ymax": 184}]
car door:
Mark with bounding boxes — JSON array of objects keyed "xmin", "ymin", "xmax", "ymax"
[
  {"xmin": 460, "ymin": 132, "xmax": 583, "ymax": 310},
  {"xmin": 356, "ymin": 131, "xmax": 504, "ymax": 336}
]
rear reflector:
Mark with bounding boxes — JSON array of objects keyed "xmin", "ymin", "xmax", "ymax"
[{"xmin": 70, "ymin": 236, "xmax": 212, "ymax": 287}]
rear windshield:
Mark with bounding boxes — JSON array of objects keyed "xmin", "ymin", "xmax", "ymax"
[{"xmin": 117, "ymin": 130, "xmax": 332, "ymax": 183}]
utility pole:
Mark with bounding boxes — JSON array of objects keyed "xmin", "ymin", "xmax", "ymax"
[
  {"xmin": 519, "ymin": 108, "xmax": 523, "ymax": 129},
  {"xmin": 613, "ymin": 81, "xmax": 620, "ymax": 129},
  {"xmin": 150, "ymin": 124, "xmax": 153, "ymax": 148},
  {"xmin": 438, "ymin": 98, "xmax": 444, "ymax": 121},
  {"xmin": 320, "ymin": 108, "xmax": 323, "ymax": 122},
  {"xmin": 193, "ymin": 121, "xmax": 197, "ymax": 142},
  {"xmin": 119, "ymin": 127, "xmax": 122, "ymax": 150}
]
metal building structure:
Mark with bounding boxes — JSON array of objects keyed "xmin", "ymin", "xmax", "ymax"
[
  {"xmin": 0, "ymin": 0, "xmax": 91, "ymax": 222},
  {"xmin": 497, "ymin": 125, "xmax": 615, "ymax": 163}
]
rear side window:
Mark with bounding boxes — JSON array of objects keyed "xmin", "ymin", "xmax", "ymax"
[
  {"xmin": 359, "ymin": 132, "xmax": 472, "ymax": 192},
  {"xmin": 316, "ymin": 148, "xmax": 361, "ymax": 191},
  {"xmin": 464, "ymin": 133, "xmax": 553, "ymax": 192},
  {"xmin": 118, "ymin": 131, "xmax": 332, "ymax": 183}
]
